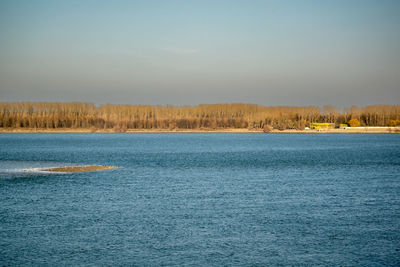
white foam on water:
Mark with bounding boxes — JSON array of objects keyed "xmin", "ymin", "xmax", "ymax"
[
  {"xmin": 21, "ymin": 167, "xmax": 69, "ymax": 174},
  {"xmin": 0, "ymin": 161, "xmax": 79, "ymax": 178}
]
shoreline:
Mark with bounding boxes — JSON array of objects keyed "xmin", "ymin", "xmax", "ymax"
[{"xmin": 1, "ymin": 127, "xmax": 399, "ymax": 133}]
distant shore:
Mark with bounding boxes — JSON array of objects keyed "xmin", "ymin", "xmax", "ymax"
[{"xmin": 1, "ymin": 127, "xmax": 399, "ymax": 133}]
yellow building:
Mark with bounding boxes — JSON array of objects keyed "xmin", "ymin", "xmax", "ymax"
[{"xmin": 310, "ymin": 123, "xmax": 335, "ymax": 130}]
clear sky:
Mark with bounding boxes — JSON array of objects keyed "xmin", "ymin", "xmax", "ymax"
[{"xmin": 0, "ymin": 0, "xmax": 399, "ymax": 106}]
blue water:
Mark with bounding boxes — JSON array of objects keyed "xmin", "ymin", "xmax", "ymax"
[{"xmin": 0, "ymin": 133, "xmax": 399, "ymax": 266}]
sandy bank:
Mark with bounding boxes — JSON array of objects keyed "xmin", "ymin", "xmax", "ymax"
[{"xmin": 41, "ymin": 165, "xmax": 119, "ymax": 173}]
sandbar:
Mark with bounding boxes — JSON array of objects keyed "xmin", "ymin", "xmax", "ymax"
[{"xmin": 41, "ymin": 165, "xmax": 119, "ymax": 173}]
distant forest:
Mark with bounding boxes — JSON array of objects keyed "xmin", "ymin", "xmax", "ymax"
[{"xmin": 1, "ymin": 102, "xmax": 400, "ymax": 131}]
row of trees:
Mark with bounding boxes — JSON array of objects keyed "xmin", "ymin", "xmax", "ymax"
[{"xmin": 0, "ymin": 102, "xmax": 399, "ymax": 130}]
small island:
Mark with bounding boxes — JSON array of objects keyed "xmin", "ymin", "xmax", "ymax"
[{"xmin": 41, "ymin": 165, "xmax": 119, "ymax": 173}]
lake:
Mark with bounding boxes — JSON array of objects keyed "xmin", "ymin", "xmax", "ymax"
[{"xmin": 0, "ymin": 133, "xmax": 399, "ymax": 266}]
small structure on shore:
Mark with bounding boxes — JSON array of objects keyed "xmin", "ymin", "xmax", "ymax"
[{"xmin": 310, "ymin": 123, "xmax": 335, "ymax": 130}]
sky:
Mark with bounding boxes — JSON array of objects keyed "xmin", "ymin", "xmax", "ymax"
[{"xmin": 0, "ymin": 0, "xmax": 399, "ymax": 106}]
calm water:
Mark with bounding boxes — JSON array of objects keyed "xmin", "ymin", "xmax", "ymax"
[{"xmin": 0, "ymin": 133, "xmax": 399, "ymax": 266}]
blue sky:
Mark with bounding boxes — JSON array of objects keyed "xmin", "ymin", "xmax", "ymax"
[{"xmin": 0, "ymin": 0, "xmax": 399, "ymax": 106}]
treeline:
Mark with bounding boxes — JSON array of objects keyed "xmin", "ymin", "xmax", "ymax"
[{"xmin": 0, "ymin": 102, "xmax": 399, "ymax": 130}]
